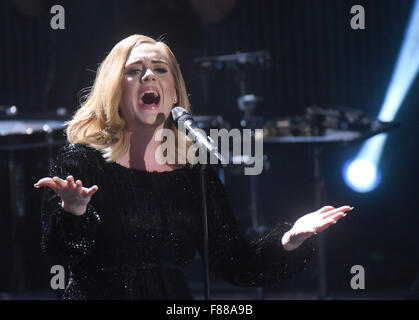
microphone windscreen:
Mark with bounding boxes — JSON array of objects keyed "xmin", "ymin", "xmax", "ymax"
[
  {"xmin": 171, "ymin": 106, "xmax": 194, "ymax": 125},
  {"xmin": 171, "ymin": 106, "xmax": 189, "ymax": 121}
]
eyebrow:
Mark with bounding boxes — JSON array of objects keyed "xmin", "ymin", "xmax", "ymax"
[{"xmin": 126, "ymin": 59, "xmax": 169, "ymax": 67}]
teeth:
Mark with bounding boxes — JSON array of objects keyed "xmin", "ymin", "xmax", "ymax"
[{"xmin": 140, "ymin": 90, "xmax": 159, "ymax": 100}]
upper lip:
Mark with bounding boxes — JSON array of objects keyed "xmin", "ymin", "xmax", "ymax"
[{"xmin": 138, "ymin": 86, "xmax": 160, "ymax": 101}]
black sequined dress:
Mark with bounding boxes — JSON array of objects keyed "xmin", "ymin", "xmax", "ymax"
[{"xmin": 41, "ymin": 144, "xmax": 316, "ymax": 299}]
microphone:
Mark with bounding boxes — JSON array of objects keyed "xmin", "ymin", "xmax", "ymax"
[{"xmin": 171, "ymin": 106, "xmax": 225, "ymax": 163}]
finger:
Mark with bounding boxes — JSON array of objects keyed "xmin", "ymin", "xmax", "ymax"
[
  {"xmin": 66, "ymin": 176, "xmax": 76, "ymax": 190},
  {"xmin": 84, "ymin": 185, "xmax": 99, "ymax": 196},
  {"xmin": 328, "ymin": 211, "xmax": 348, "ymax": 222},
  {"xmin": 315, "ymin": 219, "xmax": 337, "ymax": 233},
  {"xmin": 75, "ymin": 180, "xmax": 83, "ymax": 193},
  {"xmin": 316, "ymin": 206, "xmax": 335, "ymax": 214},
  {"xmin": 52, "ymin": 176, "xmax": 67, "ymax": 189},
  {"xmin": 34, "ymin": 177, "xmax": 59, "ymax": 191},
  {"xmin": 322, "ymin": 205, "xmax": 353, "ymax": 218},
  {"xmin": 301, "ymin": 228, "xmax": 318, "ymax": 236}
]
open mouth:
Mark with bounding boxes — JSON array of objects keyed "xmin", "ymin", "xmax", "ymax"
[{"xmin": 139, "ymin": 90, "xmax": 160, "ymax": 107}]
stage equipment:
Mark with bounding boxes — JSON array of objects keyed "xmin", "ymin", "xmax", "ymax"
[
  {"xmin": 194, "ymin": 51, "xmax": 272, "ymax": 300},
  {"xmin": 263, "ymin": 106, "xmax": 398, "ymax": 298},
  {"xmin": 0, "ymin": 110, "xmax": 66, "ymax": 292}
]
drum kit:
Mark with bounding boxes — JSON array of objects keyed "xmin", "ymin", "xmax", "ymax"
[{"xmin": 0, "ymin": 51, "xmax": 398, "ymax": 297}]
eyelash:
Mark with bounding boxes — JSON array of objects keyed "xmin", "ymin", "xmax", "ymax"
[{"xmin": 127, "ymin": 68, "xmax": 167, "ymax": 75}]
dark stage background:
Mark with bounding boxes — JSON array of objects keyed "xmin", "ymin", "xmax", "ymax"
[{"xmin": 0, "ymin": 0, "xmax": 418, "ymax": 299}]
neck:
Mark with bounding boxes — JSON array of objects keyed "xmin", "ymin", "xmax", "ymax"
[{"xmin": 118, "ymin": 123, "xmax": 172, "ymax": 171}]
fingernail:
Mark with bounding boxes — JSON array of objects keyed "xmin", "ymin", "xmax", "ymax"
[{"xmin": 34, "ymin": 184, "xmax": 39, "ymax": 188}]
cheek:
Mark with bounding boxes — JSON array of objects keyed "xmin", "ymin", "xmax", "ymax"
[
  {"xmin": 119, "ymin": 84, "xmax": 135, "ymax": 121},
  {"xmin": 122, "ymin": 78, "xmax": 134, "ymax": 95},
  {"xmin": 164, "ymin": 81, "xmax": 176, "ymax": 104},
  {"xmin": 121, "ymin": 79, "xmax": 136, "ymax": 105}
]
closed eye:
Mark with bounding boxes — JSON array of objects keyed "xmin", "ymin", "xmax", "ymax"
[
  {"xmin": 155, "ymin": 68, "xmax": 167, "ymax": 74},
  {"xmin": 127, "ymin": 68, "xmax": 142, "ymax": 76}
]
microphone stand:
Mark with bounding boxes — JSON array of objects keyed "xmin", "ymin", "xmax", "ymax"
[
  {"xmin": 198, "ymin": 131, "xmax": 265, "ymax": 300},
  {"xmin": 199, "ymin": 149, "xmax": 226, "ymax": 301},
  {"xmin": 200, "ymin": 163, "xmax": 211, "ymax": 300},
  {"xmin": 171, "ymin": 107, "xmax": 222, "ymax": 300}
]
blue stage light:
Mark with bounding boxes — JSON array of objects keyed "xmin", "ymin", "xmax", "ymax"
[
  {"xmin": 343, "ymin": 158, "xmax": 382, "ymax": 193},
  {"xmin": 343, "ymin": 0, "xmax": 419, "ymax": 192},
  {"xmin": 378, "ymin": 0, "xmax": 419, "ymax": 122}
]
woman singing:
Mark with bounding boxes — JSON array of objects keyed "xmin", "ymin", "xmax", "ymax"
[{"xmin": 34, "ymin": 34, "xmax": 352, "ymax": 299}]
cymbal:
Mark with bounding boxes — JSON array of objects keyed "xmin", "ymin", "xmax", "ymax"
[
  {"xmin": 263, "ymin": 105, "xmax": 399, "ymax": 144},
  {"xmin": 263, "ymin": 122, "xmax": 399, "ymax": 144},
  {"xmin": 0, "ymin": 120, "xmax": 65, "ymax": 136},
  {"xmin": 264, "ymin": 130, "xmax": 361, "ymax": 144},
  {"xmin": 194, "ymin": 50, "xmax": 271, "ymax": 72}
]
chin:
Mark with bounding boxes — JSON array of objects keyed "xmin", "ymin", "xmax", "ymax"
[{"xmin": 137, "ymin": 112, "xmax": 167, "ymax": 127}]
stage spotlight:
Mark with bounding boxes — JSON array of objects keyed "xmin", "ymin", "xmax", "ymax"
[
  {"xmin": 378, "ymin": 0, "xmax": 419, "ymax": 121},
  {"xmin": 343, "ymin": 157, "xmax": 382, "ymax": 193},
  {"xmin": 344, "ymin": 0, "xmax": 419, "ymax": 192}
]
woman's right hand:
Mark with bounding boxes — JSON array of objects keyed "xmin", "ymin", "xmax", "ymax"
[{"xmin": 34, "ymin": 175, "xmax": 99, "ymax": 216}]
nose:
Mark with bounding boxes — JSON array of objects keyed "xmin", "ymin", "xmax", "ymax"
[{"xmin": 141, "ymin": 68, "xmax": 156, "ymax": 83}]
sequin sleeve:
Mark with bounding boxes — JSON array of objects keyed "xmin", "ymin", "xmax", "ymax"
[
  {"xmin": 199, "ymin": 165, "xmax": 316, "ymax": 287},
  {"xmin": 40, "ymin": 144, "xmax": 101, "ymax": 267}
]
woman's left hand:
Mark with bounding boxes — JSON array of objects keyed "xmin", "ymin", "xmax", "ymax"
[{"xmin": 281, "ymin": 205, "xmax": 353, "ymax": 251}]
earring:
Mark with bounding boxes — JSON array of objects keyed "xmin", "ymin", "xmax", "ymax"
[{"xmin": 173, "ymin": 97, "xmax": 177, "ymax": 104}]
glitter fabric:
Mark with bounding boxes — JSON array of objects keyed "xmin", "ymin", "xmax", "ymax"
[{"xmin": 40, "ymin": 144, "xmax": 316, "ymax": 299}]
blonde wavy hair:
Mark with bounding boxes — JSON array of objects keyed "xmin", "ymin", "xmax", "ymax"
[{"xmin": 66, "ymin": 34, "xmax": 193, "ymax": 166}]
